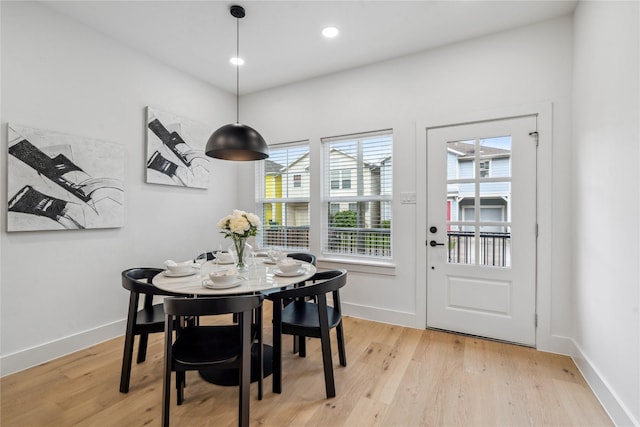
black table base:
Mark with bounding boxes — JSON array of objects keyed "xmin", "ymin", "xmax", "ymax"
[{"xmin": 199, "ymin": 344, "xmax": 273, "ymax": 386}]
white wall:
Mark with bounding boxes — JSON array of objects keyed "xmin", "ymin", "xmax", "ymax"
[
  {"xmin": 572, "ymin": 1, "xmax": 640, "ymax": 425},
  {"xmin": 240, "ymin": 15, "xmax": 575, "ymax": 347},
  {"xmin": 0, "ymin": 2, "xmax": 240, "ymax": 374},
  {"xmin": 2, "ymin": 3, "xmax": 637, "ymax": 423}
]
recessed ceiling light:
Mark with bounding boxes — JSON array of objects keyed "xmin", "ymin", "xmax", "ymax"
[
  {"xmin": 322, "ymin": 26, "xmax": 339, "ymax": 38},
  {"xmin": 230, "ymin": 57, "xmax": 244, "ymax": 66}
]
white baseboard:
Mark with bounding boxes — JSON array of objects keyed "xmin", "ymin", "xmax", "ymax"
[
  {"xmin": 570, "ymin": 339, "xmax": 638, "ymax": 427},
  {"xmin": 1, "ymin": 319, "xmax": 126, "ymax": 377},
  {"xmin": 342, "ymin": 302, "xmax": 422, "ymax": 329}
]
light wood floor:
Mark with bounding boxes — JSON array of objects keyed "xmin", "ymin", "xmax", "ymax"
[{"xmin": 1, "ymin": 303, "xmax": 612, "ymax": 426}]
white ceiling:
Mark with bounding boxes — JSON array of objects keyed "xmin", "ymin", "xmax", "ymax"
[{"xmin": 43, "ymin": 0, "xmax": 577, "ymax": 95}]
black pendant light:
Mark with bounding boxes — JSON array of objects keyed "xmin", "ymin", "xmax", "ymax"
[{"xmin": 205, "ymin": 5, "xmax": 269, "ymax": 161}]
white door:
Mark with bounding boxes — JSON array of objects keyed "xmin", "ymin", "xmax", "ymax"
[{"xmin": 426, "ymin": 116, "xmax": 537, "ymax": 346}]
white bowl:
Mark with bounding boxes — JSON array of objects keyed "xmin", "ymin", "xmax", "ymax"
[
  {"xmin": 166, "ymin": 261, "xmax": 196, "ymax": 274},
  {"xmin": 277, "ymin": 259, "xmax": 300, "ymax": 274},
  {"xmin": 209, "ymin": 269, "xmax": 239, "ymax": 285},
  {"xmin": 215, "ymin": 252, "xmax": 234, "ymax": 264}
]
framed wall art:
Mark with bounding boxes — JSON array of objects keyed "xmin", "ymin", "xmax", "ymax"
[
  {"xmin": 146, "ymin": 107, "xmax": 211, "ymax": 189},
  {"xmin": 7, "ymin": 124, "xmax": 125, "ymax": 232}
]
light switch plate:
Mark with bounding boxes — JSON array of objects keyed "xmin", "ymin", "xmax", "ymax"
[{"xmin": 401, "ymin": 191, "xmax": 416, "ymax": 204}]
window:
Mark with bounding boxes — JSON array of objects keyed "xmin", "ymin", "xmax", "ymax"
[
  {"xmin": 322, "ymin": 130, "xmax": 393, "ymax": 259},
  {"xmin": 330, "ymin": 169, "xmax": 352, "ymax": 189},
  {"xmin": 479, "ymin": 160, "xmax": 490, "ymax": 178},
  {"xmin": 256, "ymin": 142, "xmax": 310, "ymax": 250}
]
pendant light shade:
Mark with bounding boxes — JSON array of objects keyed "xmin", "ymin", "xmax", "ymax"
[
  {"xmin": 206, "ymin": 4, "xmax": 269, "ymax": 161},
  {"xmin": 206, "ymin": 123, "xmax": 268, "ymax": 160}
]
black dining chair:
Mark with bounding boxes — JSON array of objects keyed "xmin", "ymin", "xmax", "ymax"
[
  {"xmin": 265, "ymin": 269, "xmax": 347, "ymax": 398},
  {"xmin": 284, "ymin": 252, "xmax": 317, "ymax": 354},
  {"xmin": 162, "ymin": 294, "xmax": 264, "ymax": 427},
  {"xmin": 120, "ymin": 267, "xmax": 186, "ymax": 393}
]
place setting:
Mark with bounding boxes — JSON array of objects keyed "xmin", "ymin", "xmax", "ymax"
[
  {"xmin": 162, "ymin": 259, "xmax": 200, "ymax": 277},
  {"xmin": 271, "ymin": 258, "xmax": 308, "ymax": 277},
  {"xmin": 201, "ymin": 269, "xmax": 245, "ymax": 290}
]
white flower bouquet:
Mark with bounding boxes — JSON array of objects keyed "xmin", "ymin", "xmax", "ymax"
[{"xmin": 217, "ymin": 210, "xmax": 261, "ymax": 268}]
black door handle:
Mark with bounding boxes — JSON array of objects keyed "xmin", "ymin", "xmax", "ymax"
[{"xmin": 429, "ymin": 240, "xmax": 445, "ymax": 247}]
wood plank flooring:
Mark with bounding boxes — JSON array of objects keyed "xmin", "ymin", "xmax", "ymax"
[{"xmin": 1, "ymin": 304, "xmax": 612, "ymax": 426}]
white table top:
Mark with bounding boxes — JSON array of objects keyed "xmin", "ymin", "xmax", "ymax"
[{"xmin": 153, "ymin": 258, "xmax": 316, "ymax": 296}]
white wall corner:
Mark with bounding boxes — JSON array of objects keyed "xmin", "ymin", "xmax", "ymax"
[
  {"xmin": 571, "ymin": 339, "xmax": 639, "ymax": 427},
  {"xmin": 1, "ymin": 319, "xmax": 125, "ymax": 377}
]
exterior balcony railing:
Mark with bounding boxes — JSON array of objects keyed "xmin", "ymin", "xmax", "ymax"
[
  {"xmin": 327, "ymin": 227, "xmax": 391, "ymax": 257},
  {"xmin": 262, "ymin": 225, "xmax": 310, "ymax": 249},
  {"xmin": 447, "ymin": 230, "xmax": 511, "ymax": 267},
  {"xmin": 262, "ymin": 226, "xmax": 392, "ymax": 257}
]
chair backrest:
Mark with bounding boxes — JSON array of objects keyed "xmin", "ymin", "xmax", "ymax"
[
  {"xmin": 164, "ymin": 295, "xmax": 264, "ymax": 317},
  {"xmin": 122, "ymin": 267, "xmax": 183, "ymax": 297},
  {"xmin": 267, "ymin": 269, "xmax": 347, "ymax": 301},
  {"xmin": 287, "ymin": 252, "xmax": 317, "ymax": 266}
]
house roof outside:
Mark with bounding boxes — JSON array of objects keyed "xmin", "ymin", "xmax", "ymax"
[{"xmin": 447, "ymin": 142, "xmax": 510, "ymax": 159}]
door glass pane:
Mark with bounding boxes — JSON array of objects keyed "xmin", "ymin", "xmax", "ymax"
[
  {"xmin": 446, "ymin": 137, "xmax": 513, "ymax": 268},
  {"xmin": 479, "ymin": 225, "xmax": 511, "ymax": 267},
  {"xmin": 479, "ymin": 136, "xmax": 511, "ymax": 178},
  {"xmin": 447, "ymin": 140, "xmax": 475, "ymax": 178},
  {"xmin": 447, "ymin": 224, "xmax": 475, "ymax": 265}
]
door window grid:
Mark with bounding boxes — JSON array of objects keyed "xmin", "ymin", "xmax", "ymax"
[{"xmin": 446, "ymin": 136, "xmax": 512, "ymax": 267}]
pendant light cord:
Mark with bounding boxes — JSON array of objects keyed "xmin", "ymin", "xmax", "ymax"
[{"xmin": 236, "ymin": 14, "xmax": 240, "ymax": 124}]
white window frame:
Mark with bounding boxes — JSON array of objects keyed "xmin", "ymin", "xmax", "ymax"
[{"xmin": 321, "ymin": 129, "xmax": 393, "ymax": 261}]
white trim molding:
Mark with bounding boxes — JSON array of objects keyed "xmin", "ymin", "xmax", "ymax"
[{"xmin": 1, "ymin": 320, "xmax": 125, "ymax": 377}]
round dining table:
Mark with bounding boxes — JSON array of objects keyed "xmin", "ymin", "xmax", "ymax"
[
  {"xmin": 152, "ymin": 256, "xmax": 317, "ymax": 387},
  {"xmin": 153, "ymin": 257, "xmax": 316, "ymax": 296}
]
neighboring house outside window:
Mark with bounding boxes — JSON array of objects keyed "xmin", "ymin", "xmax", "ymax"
[
  {"xmin": 322, "ymin": 130, "xmax": 393, "ymax": 259},
  {"xmin": 255, "ymin": 142, "xmax": 310, "ymax": 250},
  {"xmin": 446, "ymin": 139, "xmax": 511, "ymax": 233}
]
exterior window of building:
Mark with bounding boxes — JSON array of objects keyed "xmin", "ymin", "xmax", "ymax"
[
  {"xmin": 255, "ymin": 142, "xmax": 310, "ymax": 250},
  {"xmin": 330, "ymin": 169, "xmax": 352, "ymax": 189},
  {"xmin": 479, "ymin": 160, "xmax": 491, "ymax": 178},
  {"xmin": 322, "ymin": 130, "xmax": 393, "ymax": 259}
]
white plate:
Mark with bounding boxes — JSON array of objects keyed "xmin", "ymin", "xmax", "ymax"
[
  {"xmin": 262, "ymin": 259, "xmax": 277, "ymax": 265},
  {"xmin": 214, "ymin": 259, "xmax": 235, "ymax": 265},
  {"xmin": 273, "ymin": 268, "xmax": 306, "ymax": 277},
  {"xmin": 163, "ymin": 269, "xmax": 197, "ymax": 277},
  {"xmin": 201, "ymin": 279, "xmax": 243, "ymax": 290}
]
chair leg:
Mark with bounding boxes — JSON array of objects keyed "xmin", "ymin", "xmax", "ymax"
[
  {"xmin": 336, "ymin": 321, "xmax": 347, "ymax": 366},
  {"xmin": 119, "ymin": 319, "xmax": 137, "ymax": 393},
  {"xmin": 239, "ymin": 312, "xmax": 251, "ymax": 427},
  {"xmin": 176, "ymin": 371, "xmax": 185, "ymax": 405},
  {"xmin": 292, "ymin": 335, "xmax": 299, "ymax": 354},
  {"xmin": 299, "ymin": 336, "xmax": 306, "ymax": 357},
  {"xmin": 137, "ymin": 333, "xmax": 149, "ymax": 363},
  {"xmin": 272, "ymin": 307, "xmax": 283, "ymax": 394},
  {"xmin": 162, "ymin": 333, "xmax": 172, "ymax": 427},
  {"xmin": 320, "ymin": 327, "xmax": 336, "ymax": 398},
  {"xmin": 256, "ymin": 305, "xmax": 263, "ymax": 400}
]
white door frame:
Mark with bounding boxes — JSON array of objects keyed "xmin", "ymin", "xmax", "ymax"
[{"xmin": 414, "ymin": 102, "xmax": 557, "ymax": 350}]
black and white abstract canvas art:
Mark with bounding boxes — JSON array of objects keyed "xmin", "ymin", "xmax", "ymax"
[
  {"xmin": 7, "ymin": 124, "xmax": 125, "ymax": 232},
  {"xmin": 146, "ymin": 107, "xmax": 211, "ymax": 188}
]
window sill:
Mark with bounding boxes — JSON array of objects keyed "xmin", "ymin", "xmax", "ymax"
[{"xmin": 317, "ymin": 257, "xmax": 397, "ymax": 276}]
